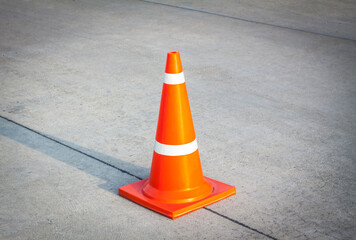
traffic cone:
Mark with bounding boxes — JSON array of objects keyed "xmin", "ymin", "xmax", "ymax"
[{"xmin": 119, "ymin": 51, "xmax": 236, "ymax": 219}]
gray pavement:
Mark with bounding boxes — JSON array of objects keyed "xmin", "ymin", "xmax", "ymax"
[{"xmin": 1, "ymin": 0, "xmax": 355, "ymax": 239}]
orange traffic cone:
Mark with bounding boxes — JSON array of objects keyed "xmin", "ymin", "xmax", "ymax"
[{"xmin": 119, "ymin": 51, "xmax": 236, "ymax": 219}]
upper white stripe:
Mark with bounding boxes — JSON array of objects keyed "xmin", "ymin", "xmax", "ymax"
[
  {"xmin": 154, "ymin": 139, "xmax": 198, "ymax": 156},
  {"xmin": 164, "ymin": 72, "xmax": 185, "ymax": 85}
]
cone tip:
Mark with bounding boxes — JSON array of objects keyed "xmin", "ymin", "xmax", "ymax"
[{"xmin": 165, "ymin": 51, "xmax": 183, "ymax": 74}]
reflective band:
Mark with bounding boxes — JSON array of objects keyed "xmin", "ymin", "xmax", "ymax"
[
  {"xmin": 154, "ymin": 139, "xmax": 198, "ymax": 156},
  {"xmin": 164, "ymin": 72, "xmax": 185, "ymax": 85}
]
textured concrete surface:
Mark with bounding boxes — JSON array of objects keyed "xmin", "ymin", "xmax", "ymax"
[
  {"xmin": 1, "ymin": 0, "xmax": 355, "ymax": 239},
  {"xmin": 147, "ymin": 0, "xmax": 356, "ymax": 40}
]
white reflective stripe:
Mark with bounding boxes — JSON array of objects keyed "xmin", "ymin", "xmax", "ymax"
[
  {"xmin": 154, "ymin": 139, "xmax": 198, "ymax": 156},
  {"xmin": 164, "ymin": 72, "xmax": 185, "ymax": 85}
]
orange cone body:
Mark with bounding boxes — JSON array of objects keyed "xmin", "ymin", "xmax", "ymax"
[{"xmin": 119, "ymin": 51, "xmax": 236, "ymax": 219}]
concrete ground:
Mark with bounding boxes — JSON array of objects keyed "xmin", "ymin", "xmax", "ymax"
[{"xmin": 1, "ymin": 0, "xmax": 355, "ymax": 239}]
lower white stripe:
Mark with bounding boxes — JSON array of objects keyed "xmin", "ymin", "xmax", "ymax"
[
  {"xmin": 154, "ymin": 139, "xmax": 198, "ymax": 156},
  {"xmin": 164, "ymin": 72, "xmax": 185, "ymax": 85}
]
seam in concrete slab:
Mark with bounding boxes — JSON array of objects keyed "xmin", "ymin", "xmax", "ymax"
[
  {"xmin": 0, "ymin": 115, "xmax": 278, "ymax": 240},
  {"xmin": 204, "ymin": 207, "xmax": 278, "ymax": 240},
  {"xmin": 0, "ymin": 115, "xmax": 142, "ymax": 181},
  {"xmin": 140, "ymin": 0, "xmax": 356, "ymax": 42}
]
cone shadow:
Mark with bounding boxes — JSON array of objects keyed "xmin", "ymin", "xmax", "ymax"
[{"xmin": 0, "ymin": 117, "xmax": 150, "ymax": 194}]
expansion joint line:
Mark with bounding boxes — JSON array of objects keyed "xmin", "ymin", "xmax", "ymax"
[
  {"xmin": 0, "ymin": 115, "xmax": 278, "ymax": 240},
  {"xmin": 204, "ymin": 207, "xmax": 278, "ymax": 240},
  {"xmin": 139, "ymin": 0, "xmax": 355, "ymax": 42},
  {"xmin": 0, "ymin": 115, "xmax": 142, "ymax": 181}
]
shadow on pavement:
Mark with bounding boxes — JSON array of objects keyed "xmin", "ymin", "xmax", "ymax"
[{"xmin": 0, "ymin": 117, "xmax": 150, "ymax": 194}]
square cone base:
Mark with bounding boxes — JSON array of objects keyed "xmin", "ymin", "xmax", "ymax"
[{"xmin": 118, "ymin": 177, "xmax": 236, "ymax": 219}]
